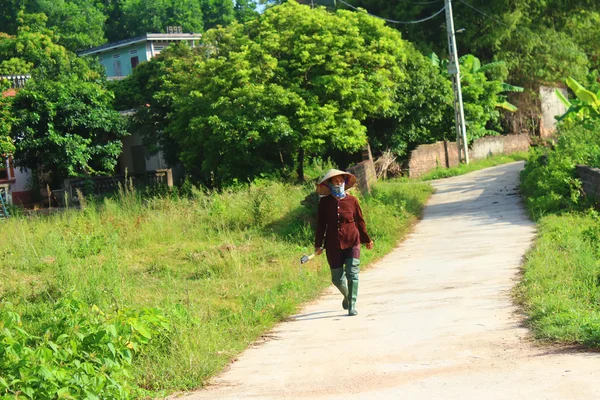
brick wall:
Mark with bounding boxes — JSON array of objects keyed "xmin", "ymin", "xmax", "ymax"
[
  {"xmin": 408, "ymin": 134, "xmax": 530, "ymax": 178},
  {"xmin": 347, "ymin": 159, "xmax": 377, "ymax": 194},
  {"xmin": 407, "ymin": 141, "xmax": 459, "ymax": 179},
  {"xmin": 576, "ymin": 165, "xmax": 600, "ymax": 202}
]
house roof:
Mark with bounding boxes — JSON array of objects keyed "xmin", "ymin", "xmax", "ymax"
[{"xmin": 78, "ymin": 33, "xmax": 202, "ymax": 57}]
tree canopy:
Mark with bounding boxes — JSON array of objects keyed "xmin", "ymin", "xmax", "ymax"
[
  {"xmin": 0, "ymin": 0, "xmax": 258, "ymax": 53},
  {"xmin": 120, "ymin": 1, "xmax": 420, "ymax": 184},
  {"xmin": 339, "ymin": 0, "xmax": 600, "ymax": 87}
]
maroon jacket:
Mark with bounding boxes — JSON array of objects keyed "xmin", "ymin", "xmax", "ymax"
[{"xmin": 314, "ymin": 194, "xmax": 371, "ymax": 250}]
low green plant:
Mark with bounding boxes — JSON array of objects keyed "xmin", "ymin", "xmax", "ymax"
[
  {"xmin": 555, "ymin": 77, "xmax": 600, "ymax": 126},
  {"xmin": 516, "ymin": 211, "xmax": 600, "ymax": 346},
  {"xmin": 0, "ymin": 178, "xmax": 432, "ymax": 397},
  {"xmin": 0, "ymin": 293, "xmax": 170, "ymax": 399},
  {"xmin": 520, "ymin": 121, "xmax": 600, "ymax": 218}
]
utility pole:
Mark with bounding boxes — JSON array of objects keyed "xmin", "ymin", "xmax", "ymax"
[{"xmin": 444, "ymin": 0, "xmax": 469, "ymax": 164}]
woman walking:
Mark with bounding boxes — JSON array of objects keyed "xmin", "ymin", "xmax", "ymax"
[{"xmin": 314, "ymin": 169, "xmax": 374, "ymax": 316}]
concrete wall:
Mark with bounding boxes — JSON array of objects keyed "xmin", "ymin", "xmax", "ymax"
[
  {"xmin": 577, "ymin": 165, "xmax": 600, "ymax": 202},
  {"xmin": 118, "ymin": 131, "xmax": 167, "ymax": 175},
  {"xmin": 540, "ymin": 86, "xmax": 569, "ymax": 138},
  {"xmin": 11, "ymin": 167, "xmax": 31, "ymax": 192},
  {"xmin": 408, "ymin": 134, "xmax": 530, "ymax": 178},
  {"xmin": 347, "ymin": 159, "xmax": 377, "ymax": 195}
]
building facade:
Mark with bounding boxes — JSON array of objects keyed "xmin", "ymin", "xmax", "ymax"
[
  {"xmin": 78, "ymin": 33, "xmax": 202, "ymax": 80},
  {"xmin": 79, "ymin": 33, "xmax": 201, "ymax": 177}
]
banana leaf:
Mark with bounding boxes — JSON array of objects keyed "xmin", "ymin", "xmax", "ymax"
[
  {"xmin": 429, "ymin": 52, "xmax": 440, "ymax": 68},
  {"xmin": 496, "ymin": 101, "xmax": 518, "ymax": 112},
  {"xmin": 478, "ymin": 61, "xmax": 507, "ymax": 73},
  {"xmin": 501, "ymin": 83, "xmax": 524, "ymax": 93},
  {"xmin": 566, "ymin": 77, "xmax": 585, "ymax": 93},
  {"xmin": 554, "ymin": 89, "xmax": 571, "ymax": 108},
  {"xmin": 574, "ymin": 88, "xmax": 600, "ymax": 109}
]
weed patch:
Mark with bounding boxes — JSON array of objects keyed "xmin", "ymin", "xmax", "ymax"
[{"xmin": 0, "ymin": 179, "xmax": 432, "ymax": 397}]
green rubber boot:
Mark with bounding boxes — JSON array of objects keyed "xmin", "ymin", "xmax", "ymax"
[
  {"xmin": 330, "ymin": 267, "xmax": 349, "ymax": 310},
  {"xmin": 345, "ymin": 258, "xmax": 360, "ymax": 316}
]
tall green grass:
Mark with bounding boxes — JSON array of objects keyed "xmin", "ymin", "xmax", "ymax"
[
  {"xmin": 0, "ymin": 179, "xmax": 432, "ymax": 397},
  {"xmin": 518, "ymin": 122, "xmax": 600, "ymax": 347},
  {"xmin": 516, "ymin": 212, "xmax": 600, "ymax": 346}
]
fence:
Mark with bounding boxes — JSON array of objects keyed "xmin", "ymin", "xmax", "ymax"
[
  {"xmin": 63, "ymin": 169, "xmax": 173, "ymax": 201},
  {"xmin": 0, "ymin": 75, "xmax": 31, "ymax": 89}
]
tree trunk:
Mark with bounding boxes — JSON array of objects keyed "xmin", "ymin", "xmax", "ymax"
[{"xmin": 297, "ymin": 147, "xmax": 305, "ymax": 182}]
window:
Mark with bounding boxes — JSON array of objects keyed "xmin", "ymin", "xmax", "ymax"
[
  {"xmin": 129, "ymin": 49, "xmax": 137, "ymax": 55},
  {"xmin": 130, "ymin": 56, "xmax": 139, "ymax": 69},
  {"xmin": 113, "ymin": 53, "xmax": 120, "ymax": 58},
  {"xmin": 113, "ymin": 60, "xmax": 122, "ymax": 76}
]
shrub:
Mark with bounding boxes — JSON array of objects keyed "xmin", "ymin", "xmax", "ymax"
[
  {"xmin": 520, "ymin": 120, "xmax": 600, "ymax": 217},
  {"xmin": 0, "ymin": 294, "xmax": 169, "ymax": 399}
]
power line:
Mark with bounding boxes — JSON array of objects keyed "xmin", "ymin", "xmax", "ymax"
[
  {"xmin": 456, "ymin": 0, "xmax": 510, "ymax": 28},
  {"xmin": 337, "ymin": 0, "xmax": 446, "ymax": 24}
]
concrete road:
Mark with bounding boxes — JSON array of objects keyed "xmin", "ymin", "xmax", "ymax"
[{"xmin": 181, "ymin": 162, "xmax": 600, "ymax": 400}]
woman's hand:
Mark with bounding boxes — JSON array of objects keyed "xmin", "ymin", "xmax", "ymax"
[
  {"xmin": 366, "ymin": 241, "xmax": 374, "ymax": 250},
  {"xmin": 315, "ymin": 247, "xmax": 323, "ymax": 256}
]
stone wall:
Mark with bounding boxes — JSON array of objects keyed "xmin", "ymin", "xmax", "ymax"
[
  {"xmin": 576, "ymin": 165, "xmax": 600, "ymax": 202},
  {"xmin": 408, "ymin": 134, "xmax": 530, "ymax": 178},
  {"xmin": 347, "ymin": 159, "xmax": 377, "ymax": 195}
]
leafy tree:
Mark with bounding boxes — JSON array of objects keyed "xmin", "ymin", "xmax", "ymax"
[
  {"xmin": 5, "ymin": 27, "xmax": 127, "ymax": 186},
  {"xmin": 0, "ymin": 13, "xmax": 72, "ymax": 75},
  {"xmin": 365, "ymin": 44, "xmax": 453, "ymax": 156},
  {"xmin": 202, "ymin": 0, "xmax": 236, "ymax": 29},
  {"xmin": 11, "ymin": 76, "xmax": 127, "ymax": 186},
  {"xmin": 27, "ymin": 0, "xmax": 107, "ymax": 51},
  {"xmin": 341, "ymin": 0, "xmax": 599, "ymax": 86},
  {"xmin": 124, "ymin": 1, "xmax": 408, "ymax": 185},
  {"xmin": 555, "ymin": 77, "xmax": 600, "ymax": 126},
  {"xmin": 234, "ymin": 0, "xmax": 259, "ymax": 23},
  {"xmin": 103, "ymin": 0, "xmax": 205, "ymax": 41},
  {"xmin": 450, "ymin": 55, "xmax": 522, "ymax": 141},
  {"xmin": 0, "ymin": 0, "xmax": 28, "ymax": 36},
  {"xmin": 0, "ymin": 81, "xmax": 15, "ymax": 156}
]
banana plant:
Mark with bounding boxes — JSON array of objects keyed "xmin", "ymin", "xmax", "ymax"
[
  {"xmin": 429, "ymin": 52, "xmax": 523, "ymax": 113},
  {"xmin": 555, "ymin": 77, "xmax": 600, "ymax": 125}
]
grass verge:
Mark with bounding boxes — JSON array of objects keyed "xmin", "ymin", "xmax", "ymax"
[
  {"xmin": 0, "ymin": 179, "xmax": 432, "ymax": 398},
  {"xmin": 418, "ymin": 151, "xmax": 528, "ymax": 181},
  {"xmin": 516, "ymin": 211, "xmax": 600, "ymax": 346}
]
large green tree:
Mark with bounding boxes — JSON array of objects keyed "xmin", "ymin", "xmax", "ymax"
[
  {"xmin": 4, "ymin": 24, "xmax": 127, "ymax": 186},
  {"xmin": 122, "ymin": 1, "xmax": 412, "ymax": 185},
  {"xmin": 340, "ymin": 0, "xmax": 599, "ymax": 85},
  {"xmin": 0, "ymin": 81, "xmax": 15, "ymax": 156},
  {"xmin": 28, "ymin": 0, "xmax": 107, "ymax": 51},
  {"xmin": 11, "ymin": 76, "xmax": 127, "ymax": 185}
]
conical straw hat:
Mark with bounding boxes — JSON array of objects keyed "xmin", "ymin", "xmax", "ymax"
[{"xmin": 316, "ymin": 169, "xmax": 357, "ymax": 196}]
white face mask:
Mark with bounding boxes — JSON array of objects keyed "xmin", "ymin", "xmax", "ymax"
[{"xmin": 329, "ymin": 182, "xmax": 346, "ymax": 198}]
